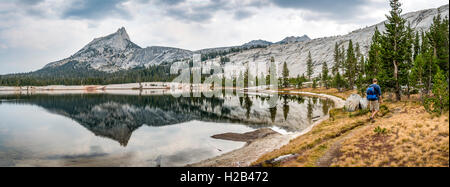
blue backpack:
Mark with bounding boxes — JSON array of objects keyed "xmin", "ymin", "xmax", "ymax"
[{"xmin": 366, "ymin": 86, "xmax": 378, "ymax": 101}]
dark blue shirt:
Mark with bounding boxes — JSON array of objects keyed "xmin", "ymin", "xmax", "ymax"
[{"xmin": 369, "ymin": 84, "xmax": 382, "ymax": 100}]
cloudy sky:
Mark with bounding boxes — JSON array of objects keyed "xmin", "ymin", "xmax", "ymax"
[{"xmin": 0, "ymin": 0, "xmax": 447, "ymax": 74}]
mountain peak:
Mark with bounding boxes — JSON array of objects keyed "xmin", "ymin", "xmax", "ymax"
[
  {"xmin": 77, "ymin": 26, "xmax": 136, "ymax": 53},
  {"xmin": 115, "ymin": 27, "xmax": 130, "ymax": 41},
  {"xmin": 242, "ymin": 39, "xmax": 273, "ymax": 47},
  {"xmin": 277, "ymin": 35, "xmax": 311, "ymax": 44}
]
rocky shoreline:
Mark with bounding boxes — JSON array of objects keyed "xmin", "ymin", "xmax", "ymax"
[{"xmin": 188, "ymin": 91, "xmax": 345, "ymax": 167}]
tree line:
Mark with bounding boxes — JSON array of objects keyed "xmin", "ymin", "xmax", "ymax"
[
  {"xmin": 0, "ymin": 64, "xmax": 176, "ymax": 86},
  {"xmin": 264, "ymin": 0, "xmax": 449, "ymax": 114},
  {"xmin": 366, "ymin": 0, "xmax": 448, "ymax": 114},
  {"xmin": 324, "ymin": 0, "xmax": 448, "ymax": 114}
]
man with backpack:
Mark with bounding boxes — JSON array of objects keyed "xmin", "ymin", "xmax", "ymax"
[{"xmin": 366, "ymin": 79, "xmax": 382, "ymax": 122}]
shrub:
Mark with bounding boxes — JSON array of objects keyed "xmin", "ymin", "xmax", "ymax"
[
  {"xmin": 374, "ymin": 126, "xmax": 388, "ymax": 135},
  {"xmin": 379, "ymin": 105, "xmax": 390, "ymax": 116},
  {"xmin": 424, "ymin": 69, "xmax": 449, "ymax": 115}
]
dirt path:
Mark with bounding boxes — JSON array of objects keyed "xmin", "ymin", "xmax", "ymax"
[
  {"xmin": 315, "ymin": 122, "xmax": 374, "ymax": 167},
  {"xmin": 316, "ymin": 107, "xmax": 395, "ymax": 167}
]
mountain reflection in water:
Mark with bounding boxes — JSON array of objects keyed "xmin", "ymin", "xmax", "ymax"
[
  {"xmin": 0, "ymin": 93, "xmax": 334, "ymax": 147},
  {"xmin": 0, "ymin": 92, "xmax": 335, "ymax": 166}
]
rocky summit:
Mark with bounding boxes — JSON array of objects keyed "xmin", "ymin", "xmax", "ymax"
[{"xmin": 43, "ymin": 27, "xmax": 193, "ymax": 73}]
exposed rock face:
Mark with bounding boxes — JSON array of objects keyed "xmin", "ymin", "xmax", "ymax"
[
  {"xmin": 43, "ymin": 27, "xmax": 193, "ymax": 73},
  {"xmin": 130, "ymin": 46, "xmax": 193, "ymax": 68},
  {"xmin": 345, "ymin": 94, "xmax": 362, "ymax": 112},
  {"xmin": 44, "ymin": 27, "xmax": 141, "ymax": 72}
]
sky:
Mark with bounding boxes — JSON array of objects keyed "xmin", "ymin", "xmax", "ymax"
[{"xmin": 0, "ymin": 0, "xmax": 448, "ymax": 75}]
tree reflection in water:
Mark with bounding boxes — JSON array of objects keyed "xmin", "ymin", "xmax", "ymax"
[{"xmin": 0, "ymin": 93, "xmax": 334, "ymax": 146}]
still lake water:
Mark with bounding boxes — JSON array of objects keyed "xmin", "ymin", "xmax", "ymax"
[{"xmin": 0, "ymin": 92, "xmax": 334, "ymax": 166}]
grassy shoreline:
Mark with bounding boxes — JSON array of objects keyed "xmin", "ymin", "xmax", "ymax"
[
  {"xmin": 253, "ymin": 88, "xmax": 449, "ymax": 167},
  {"xmin": 189, "ymin": 90, "xmax": 346, "ymax": 167}
]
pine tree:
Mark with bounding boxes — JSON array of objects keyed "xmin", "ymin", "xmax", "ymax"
[
  {"xmin": 356, "ymin": 56, "xmax": 367, "ymax": 95},
  {"xmin": 312, "ymin": 78, "xmax": 317, "ymax": 89},
  {"xmin": 367, "ymin": 27, "xmax": 383, "ymax": 81},
  {"xmin": 413, "ymin": 31, "xmax": 421, "ymax": 61},
  {"xmin": 432, "ymin": 68, "xmax": 449, "ymax": 113},
  {"xmin": 345, "ymin": 40, "xmax": 357, "ymax": 89},
  {"xmin": 306, "ymin": 51, "xmax": 314, "ymax": 81},
  {"xmin": 380, "ymin": 0, "xmax": 407, "ymax": 101},
  {"xmin": 332, "ymin": 42, "xmax": 340, "ymax": 75},
  {"xmin": 424, "ymin": 68, "xmax": 449, "ymax": 114},
  {"xmin": 282, "ymin": 61, "xmax": 289, "ymax": 88},
  {"xmin": 410, "ymin": 54, "xmax": 426, "ymax": 98},
  {"xmin": 358, "ymin": 55, "xmax": 366, "ymax": 77},
  {"xmin": 420, "ymin": 30, "xmax": 435, "ymax": 94},
  {"xmin": 401, "ymin": 22, "xmax": 415, "ymax": 98},
  {"xmin": 427, "ymin": 14, "xmax": 449, "ymax": 86},
  {"xmin": 332, "ymin": 72, "xmax": 346, "ymax": 92},
  {"xmin": 321, "ymin": 61, "xmax": 329, "ymax": 89}
]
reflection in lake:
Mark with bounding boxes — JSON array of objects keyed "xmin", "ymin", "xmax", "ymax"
[{"xmin": 0, "ymin": 92, "xmax": 334, "ymax": 166}]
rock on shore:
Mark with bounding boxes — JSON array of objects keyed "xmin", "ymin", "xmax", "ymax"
[
  {"xmin": 345, "ymin": 94, "xmax": 362, "ymax": 112},
  {"xmin": 211, "ymin": 128, "xmax": 280, "ymax": 144}
]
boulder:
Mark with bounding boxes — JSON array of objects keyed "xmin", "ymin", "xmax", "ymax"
[
  {"xmin": 359, "ymin": 98, "xmax": 369, "ymax": 110},
  {"xmin": 211, "ymin": 128, "xmax": 279, "ymax": 143},
  {"xmin": 345, "ymin": 94, "xmax": 362, "ymax": 112}
]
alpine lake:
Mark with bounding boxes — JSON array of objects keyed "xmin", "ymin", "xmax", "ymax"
[{"xmin": 0, "ymin": 89, "xmax": 335, "ymax": 166}]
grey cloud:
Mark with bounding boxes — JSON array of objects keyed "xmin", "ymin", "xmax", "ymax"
[
  {"xmin": 157, "ymin": 0, "xmax": 186, "ymax": 5},
  {"xmin": 2, "ymin": 0, "xmax": 133, "ymax": 20},
  {"xmin": 234, "ymin": 10, "xmax": 254, "ymax": 20},
  {"xmin": 62, "ymin": 0, "xmax": 131, "ymax": 20},
  {"xmin": 161, "ymin": 0, "xmax": 229, "ymax": 22},
  {"xmin": 269, "ymin": 0, "xmax": 366, "ymax": 12},
  {"xmin": 0, "ymin": 0, "xmax": 380, "ymax": 24},
  {"xmin": 268, "ymin": 0, "xmax": 368, "ymax": 21},
  {"xmin": 157, "ymin": 0, "xmax": 371, "ymax": 23},
  {"xmin": 17, "ymin": 0, "xmax": 45, "ymax": 5},
  {"xmin": 166, "ymin": 8, "xmax": 214, "ymax": 22},
  {"xmin": 160, "ymin": 0, "xmax": 261, "ymax": 22},
  {"xmin": 0, "ymin": 0, "xmax": 47, "ymax": 17}
]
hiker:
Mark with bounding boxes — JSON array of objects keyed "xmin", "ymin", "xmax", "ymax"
[{"xmin": 367, "ymin": 78, "xmax": 382, "ymax": 122}]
